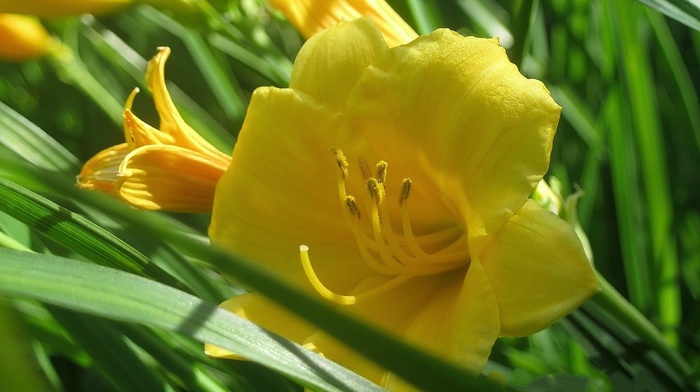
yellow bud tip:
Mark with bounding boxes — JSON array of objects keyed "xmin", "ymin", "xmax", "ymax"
[{"xmin": 125, "ymin": 88, "xmax": 140, "ymax": 111}]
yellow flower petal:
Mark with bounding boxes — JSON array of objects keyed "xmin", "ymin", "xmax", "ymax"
[
  {"xmin": 303, "ymin": 329, "xmax": 389, "ymax": 385},
  {"xmin": 77, "ymin": 143, "xmax": 130, "ymax": 194},
  {"xmin": 118, "ymin": 145, "xmax": 228, "ymax": 212},
  {"xmin": 204, "ymin": 293, "xmax": 317, "ymax": 359},
  {"xmin": 210, "ymin": 87, "xmax": 375, "ymax": 292},
  {"xmin": 269, "ymin": 0, "xmax": 417, "ymax": 47},
  {"xmin": 481, "ymin": 199, "xmax": 599, "ymax": 336},
  {"xmin": 122, "ymin": 89, "xmax": 176, "ymax": 147},
  {"xmin": 302, "ymin": 273, "xmax": 455, "ymax": 385},
  {"xmin": 0, "ymin": 14, "xmax": 51, "ymax": 61},
  {"xmin": 403, "ymin": 261, "xmax": 499, "ymax": 373},
  {"xmin": 346, "ymin": 29, "xmax": 561, "ymax": 254},
  {"xmin": 290, "ymin": 17, "xmax": 388, "ymax": 111},
  {"xmin": 145, "ymin": 47, "xmax": 230, "ymax": 161}
]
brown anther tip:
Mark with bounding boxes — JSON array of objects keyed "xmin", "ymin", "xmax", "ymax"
[
  {"xmin": 358, "ymin": 157, "xmax": 371, "ymax": 181},
  {"xmin": 399, "ymin": 178, "xmax": 412, "ymax": 204},
  {"xmin": 330, "ymin": 147, "xmax": 349, "ymax": 179},
  {"xmin": 376, "ymin": 161, "xmax": 388, "ymax": 184},
  {"xmin": 367, "ymin": 177, "xmax": 385, "ymax": 204},
  {"xmin": 345, "ymin": 195, "xmax": 361, "ymax": 218}
]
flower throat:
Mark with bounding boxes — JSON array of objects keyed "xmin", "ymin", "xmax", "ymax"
[{"xmin": 300, "ymin": 148, "xmax": 470, "ymax": 305}]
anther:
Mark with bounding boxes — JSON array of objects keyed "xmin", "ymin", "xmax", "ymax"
[
  {"xmin": 400, "ymin": 178, "xmax": 412, "ymax": 204},
  {"xmin": 367, "ymin": 178, "xmax": 384, "ymax": 204},
  {"xmin": 345, "ymin": 195, "xmax": 361, "ymax": 218},
  {"xmin": 376, "ymin": 161, "xmax": 388, "ymax": 184},
  {"xmin": 358, "ymin": 157, "xmax": 372, "ymax": 180},
  {"xmin": 330, "ymin": 147, "xmax": 349, "ymax": 179}
]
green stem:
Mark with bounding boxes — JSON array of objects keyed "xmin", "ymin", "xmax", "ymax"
[
  {"xmin": 47, "ymin": 43, "xmax": 123, "ymax": 127},
  {"xmin": 592, "ymin": 272, "xmax": 696, "ymax": 387}
]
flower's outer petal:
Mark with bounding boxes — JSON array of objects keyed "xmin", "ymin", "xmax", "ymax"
[
  {"xmin": 204, "ymin": 293, "xmax": 317, "ymax": 359},
  {"xmin": 145, "ymin": 47, "xmax": 230, "ymax": 161},
  {"xmin": 290, "ymin": 17, "xmax": 388, "ymax": 112},
  {"xmin": 269, "ymin": 0, "xmax": 417, "ymax": 47},
  {"xmin": 210, "ymin": 87, "xmax": 375, "ymax": 293},
  {"xmin": 304, "ymin": 271, "xmax": 490, "ymax": 388},
  {"xmin": 403, "ymin": 261, "xmax": 499, "ymax": 372},
  {"xmin": 77, "ymin": 143, "xmax": 130, "ymax": 194},
  {"xmin": 347, "ymin": 30, "xmax": 561, "ymax": 254},
  {"xmin": 117, "ymin": 145, "xmax": 228, "ymax": 212},
  {"xmin": 302, "ymin": 274, "xmax": 447, "ymax": 387},
  {"xmin": 381, "ymin": 261, "xmax": 499, "ymax": 390},
  {"xmin": 481, "ymin": 199, "xmax": 599, "ymax": 336}
]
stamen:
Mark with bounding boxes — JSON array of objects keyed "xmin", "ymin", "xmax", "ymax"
[
  {"xmin": 366, "ymin": 178, "xmax": 407, "ymax": 272},
  {"xmin": 376, "ymin": 161, "xmax": 388, "ymax": 184},
  {"xmin": 330, "ymin": 147, "xmax": 349, "ymax": 179},
  {"xmin": 300, "ymin": 245, "xmax": 414, "ymax": 305},
  {"xmin": 358, "ymin": 157, "xmax": 372, "ymax": 180}
]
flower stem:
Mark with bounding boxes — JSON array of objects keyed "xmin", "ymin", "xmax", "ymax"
[
  {"xmin": 592, "ymin": 272, "xmax": 697, "ymax": 389},
  {"xmin": 47, "ymin": 42, "xmax": 123, "ymax": 127}
]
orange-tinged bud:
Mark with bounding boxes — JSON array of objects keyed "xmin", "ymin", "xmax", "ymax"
[{"xmin": 0, "ymin": 14, "xmax": 50, "ymax": 61}]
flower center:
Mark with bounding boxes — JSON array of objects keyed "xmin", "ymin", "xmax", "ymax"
[{"xmin": 300, "ymin": 147, "xmax": 470, "ymax": 305}]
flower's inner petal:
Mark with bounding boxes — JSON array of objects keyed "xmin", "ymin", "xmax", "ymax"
[
  {"xmin": 210, "ymin": 87, "xmax": 375, "ymax": 293},
  {"xmin": 347, "ymin": 30, "xmax": 561, "ymax": 254},
  {"xmin": 481, "ymin": 199, "xmax": 599, "ymax": 336},
  {"xmin": 290, "ymin": 17, "xmax": 388, "ymax": 112}
]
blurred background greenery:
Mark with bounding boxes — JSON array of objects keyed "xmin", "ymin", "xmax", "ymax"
[{"xmin": 1, "ymin": 0, "xmax": 699, "ymax": 391}]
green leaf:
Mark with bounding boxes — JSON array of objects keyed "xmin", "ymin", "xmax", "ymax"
[
  {"xmin": 0, "ymin": 101, "xmax": 80, "ymax": 173},
  {"xmin": 637, "ymin": 0, "xmax": 700, "ymax": 31},
  {"xmin": 0, "ymin": 249, "xmax": 381, "ymax": 392},
  {"xmin": 0, "ymin": 176, "xmax": 177, "ymax": 286}
]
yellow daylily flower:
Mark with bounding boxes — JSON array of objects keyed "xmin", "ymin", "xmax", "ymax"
[
  {"xmin": 207, "ymin": 17, "xmax": 598, "ymax": 388},
  {"xmin": 77, "ymin": 47, "xmax": 231, "ymax": 212},
  {"xmin": 269, "ymin": 0, "xmax": 417, "ymax": 47},
  {"xmin": 0, "ymin": 0, "xmax": 132, "ymax": 17},
  {"xmin": 0, "ymin": 14, "xmax": 52, "ymax": 61}
]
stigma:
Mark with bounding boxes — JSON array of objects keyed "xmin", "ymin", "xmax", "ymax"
[{"xmin": 300, "ymin": 147, "xmax": 470, "ymax": 305}]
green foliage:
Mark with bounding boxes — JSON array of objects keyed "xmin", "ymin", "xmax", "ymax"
[{"xmin": 0, "ymin": 0, "xmax": 699, "ymax": 391}]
